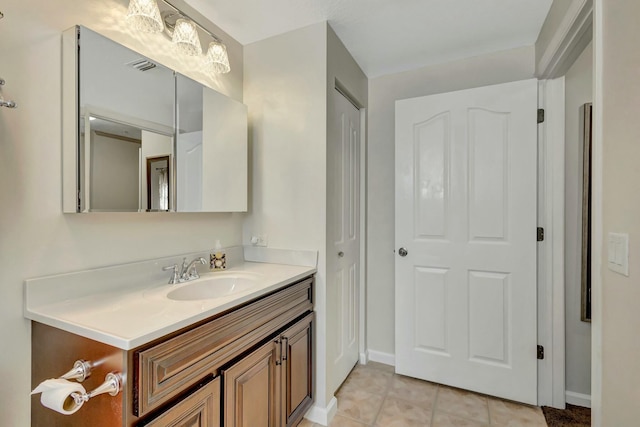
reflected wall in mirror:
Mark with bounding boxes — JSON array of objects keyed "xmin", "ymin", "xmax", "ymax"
[
  {"xmin": 176, "ymin": 74, "xmax": 248, "ymax": 212},
  {"xmin": 62, "ymin": 26, "xmax": 248, "ymax": 213},
  {"xmin": 79, "ymin": 116, "xmax": 174, "ymax": 212}
]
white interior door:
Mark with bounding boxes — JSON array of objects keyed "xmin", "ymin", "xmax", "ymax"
[
  {"xmin": 328, "ymin": 89, "xmax": 360, "ymax": 394},
  {"xmin": 395, "ymin": 79, "xmax": 538, "ymax": 405}
]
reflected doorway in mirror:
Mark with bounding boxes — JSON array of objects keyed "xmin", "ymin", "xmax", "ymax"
[{"xmin": 146, "ymin": 155, "xmax": 171, "ymax": 211}]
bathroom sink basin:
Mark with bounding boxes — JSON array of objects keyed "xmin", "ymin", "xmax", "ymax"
[{"xmin": 167, "ymin": 273, "xmax": 262, "ymax": 301}]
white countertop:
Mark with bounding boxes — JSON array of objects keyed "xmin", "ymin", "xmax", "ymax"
[{"xmin": 24, "ymin": 248, "xmax": 316, "ymax": 350}]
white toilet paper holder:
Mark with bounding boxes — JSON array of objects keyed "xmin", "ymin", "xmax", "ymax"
[
  {"xmin": 60, "ymin": 360, "xmax": 93, "ymax": 382},
  {"xmin": 70, "ymin": 372, "xmax": 122, "ymax": 406}
]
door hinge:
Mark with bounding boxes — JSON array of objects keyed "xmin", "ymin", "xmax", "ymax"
[
  {"xmin": 537, "ymin": 108, "xmax": 545, "ymax": 124},
  {"xmin": 537, "ymin": 227, "xmax": 544, "ymax": 242},
  {"xmin": 537, "ymin": 345, "xmax": 544, "ymax": 360}
]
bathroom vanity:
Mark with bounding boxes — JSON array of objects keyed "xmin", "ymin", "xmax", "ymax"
[{"xmin": 26, "ymin": 252, "xmax": 316, "ymax": 427}]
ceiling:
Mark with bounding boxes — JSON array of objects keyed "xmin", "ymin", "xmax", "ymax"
[{"xmin": 185, "ymin": 0, "xmax": 553, "ymax": 78}]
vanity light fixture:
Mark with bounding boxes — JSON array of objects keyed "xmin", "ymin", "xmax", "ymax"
[
  {"xmin": 171, "ymin": 18, "xmax": 202, "ymax": 56},
  {"xmin": 204, "ymin": 40, "xmax": 230, "ymax": 74},
  {"xmin": 126, "ymin": 0, "xmax": 231, "ymax": 74},
  {"xmin": 125, "ymin": 0, "xmax": 164, "ymax": 33}
]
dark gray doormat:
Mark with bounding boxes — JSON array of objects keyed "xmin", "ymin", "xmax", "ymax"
[{"xmin": 542, "ymin": 404, "xmax": 590, "ymax": 427}]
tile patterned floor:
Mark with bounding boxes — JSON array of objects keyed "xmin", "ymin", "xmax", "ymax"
[{"xmin": 300, "ymin": 362, "xmax": 548, "ymax": 427}]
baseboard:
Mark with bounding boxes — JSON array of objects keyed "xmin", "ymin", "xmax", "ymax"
[
  {"xmin": 359, "ymin": 351, "xmax": 369, "ymax": 364},
  {"xmin": 565, "ymin": 391, "xmax": 591, "ymax": 408},
  {"xmin": 304, "ymin": 397, "xmax": 338, "ymax": 426},
  {"xmin": 367, "ymin": 349, "xmax": 396, "ymax": 366}
]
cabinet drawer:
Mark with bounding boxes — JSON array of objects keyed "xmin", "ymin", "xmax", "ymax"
[
  {"xmin": 135, "ymin": 277, "xmax": 313, "ymax": 416},
  {"xmin": 139, "ymin": 377, "xmax": 220, "ymax": 427}
]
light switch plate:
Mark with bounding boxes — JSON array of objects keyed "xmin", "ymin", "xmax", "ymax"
[{"xmin": 607, "ymin": 232, "xmax": 629, "ymax": 276}]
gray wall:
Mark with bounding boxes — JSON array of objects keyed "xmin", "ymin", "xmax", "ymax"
[
  {"xmin": 366, "ymin": 45, "xmax": 536, "ymax": 356},
  {"xmin": 535, "ymin": 0, "xmax": 573, "ymax": 74},
  {"xmin": 599, "ymin": 0, "xmax": 640, "ymax": 423},
  {"xmin": 564, "ymin": 41, "xmax": 593, "ymax": 398}
]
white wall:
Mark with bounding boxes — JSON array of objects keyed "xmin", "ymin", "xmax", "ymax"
[
  {"xmin": 0, "ymin": 0, "xmax": 243, "ymax": 424},
  {"xmin": 564, "ymin": 42, "xmax": 593, "ymax": 398},
  {"xmin": 367, "ymin": 46, "xmax": 536, "ymax": 355},
  {"xmin": 242, "ymin": 22, "xmax": 330, "ymax": 408},
  {"xmin": 598, "ymin": 0, "xmax": 640, "ymax": 424},
  {"xmin": 90, "ymin": 132, "xmax": 140, "ymax": 210}
]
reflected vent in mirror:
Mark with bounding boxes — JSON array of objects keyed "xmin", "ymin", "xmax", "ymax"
[{"xmin": 126, "ymin": 58, "xmax": 158, "ymax": 72}]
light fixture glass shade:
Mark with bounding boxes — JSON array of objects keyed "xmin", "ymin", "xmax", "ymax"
[
  {"xmin": 172, "ymin": 19, "xmax": 202, "ymax": 56},
  {"xmin": 126, "ymin": 0, "xmax": 163, "ymax": 33},
  {"xmin": 204, "ymin": 41, "xmax": 230, "ymax": 74}
]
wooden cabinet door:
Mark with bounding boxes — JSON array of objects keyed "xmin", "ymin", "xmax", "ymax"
[
  {"xmin": 142, "ymin": 377, "xmax": 220, "ymax": 427},
  {"xmin": 281, "ymin": 313, "xmax": 314, "ymax": 427},
  {"xmin": 223, "ymin": 340, "xmax": 281, "ymax": 427}
]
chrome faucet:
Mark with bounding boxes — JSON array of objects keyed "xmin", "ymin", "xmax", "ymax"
[
  {"xmin": 162, "ymin": 264, "xmax": 180, "ymax": 284},
  {"xmin": 180, "ymin": 257, "xmax": 207, "ymax": 281},
  {"xmin": 162, "ymin": 257, "xmax": 206, "ymax": 284}
]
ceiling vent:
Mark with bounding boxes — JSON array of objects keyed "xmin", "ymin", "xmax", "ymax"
[{"xmin": 126, "ymin": 58, "xmax": 157, "ymax": 72}]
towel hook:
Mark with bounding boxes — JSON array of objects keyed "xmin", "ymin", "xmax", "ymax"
[
  {"xmin": 0, "ymin": 77, "xmax": 17, "ymax": 108},
  {"xmin": 0, "ymin": 99, "xmax": 16, "ymax": 108}
]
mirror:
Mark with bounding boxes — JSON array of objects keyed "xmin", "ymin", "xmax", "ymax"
[
  {"xmin": 176, "ymin": 74, "xmax": 248, "ymax": 212},
  {"xmin": 580, "ymin": 102, "xmax": 592, "ymax": 322},
  {"xmin": 62, "ymin": 26, "xmax": 247, "ymax": 213}
]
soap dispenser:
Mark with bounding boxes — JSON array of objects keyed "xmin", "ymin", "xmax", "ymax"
[{"xmin": 210, "ymin": 240, "xmax": 226, "ymax": 271}]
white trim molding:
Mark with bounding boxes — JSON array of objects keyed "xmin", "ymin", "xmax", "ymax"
[
  {"xmin": 537, "ymin": 0, "xmax": 593, "ymax": 79},
  {"xmin": 304, "ymin": 397, "xmax": 338, "ymax": 426},
  {"xmin": 566, "ymin": 391, "xmax": 592, "ymax": 408},
  {"xmin": 590, "ymin": 1, "xmax": 603, "ymax": 424},
  {"xmin": 367, "ymin": 350, "xmax": 396, "ymax": 367}
]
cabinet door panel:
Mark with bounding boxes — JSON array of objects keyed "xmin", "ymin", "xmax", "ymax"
[
  {"xmin": 282, "ymin": 313, "xmax": 314, "ymax": 427},
  {"xmin": 142, "ymin": 377, "xmax": 220, "ymax": 427},
  {"xmin": 224, "ymin": 341, "xmax": 280, "ymax": 427}
]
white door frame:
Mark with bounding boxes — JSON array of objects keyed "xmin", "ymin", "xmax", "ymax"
[
  {"xmin": 359, "ymin": 107, "xmax": 368, "ymax": 365},
  {"xmin": 537, "ymin": 78, "xmax": 566, "ymax": 409}
]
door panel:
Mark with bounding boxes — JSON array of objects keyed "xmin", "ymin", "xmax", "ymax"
[
  {"xmin": 395, "ymin": 79, "xmax": 538, "ymax": 405},
  {"xmin": 328, "ymin": 89, "xmax": 360, "ymax": 394},
  {"xmin": 223, "ymin": 341, "xmax": 279, "ymax": 427},
  {"xmin": 281, "ymin": 313, "xmax": 314, "ymax": 427}
]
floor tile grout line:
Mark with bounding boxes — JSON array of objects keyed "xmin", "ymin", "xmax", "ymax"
[{"xmin": 370, "ymin": 373, "xmax": 394, "ymax": 426}]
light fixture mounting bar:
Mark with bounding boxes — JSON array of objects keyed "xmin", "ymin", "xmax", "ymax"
[{"xmin": 159, "ymin": 0, "xmax": 223, "ymax": 44}]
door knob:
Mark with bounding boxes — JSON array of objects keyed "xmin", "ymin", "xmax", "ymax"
[
  {"xmin": 398, "ymin": 247, "xmax": 408, "ymax": 257},
  {"xmin": 338, "ymin": 251, "xmax": 344, "ymax": 257}
]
